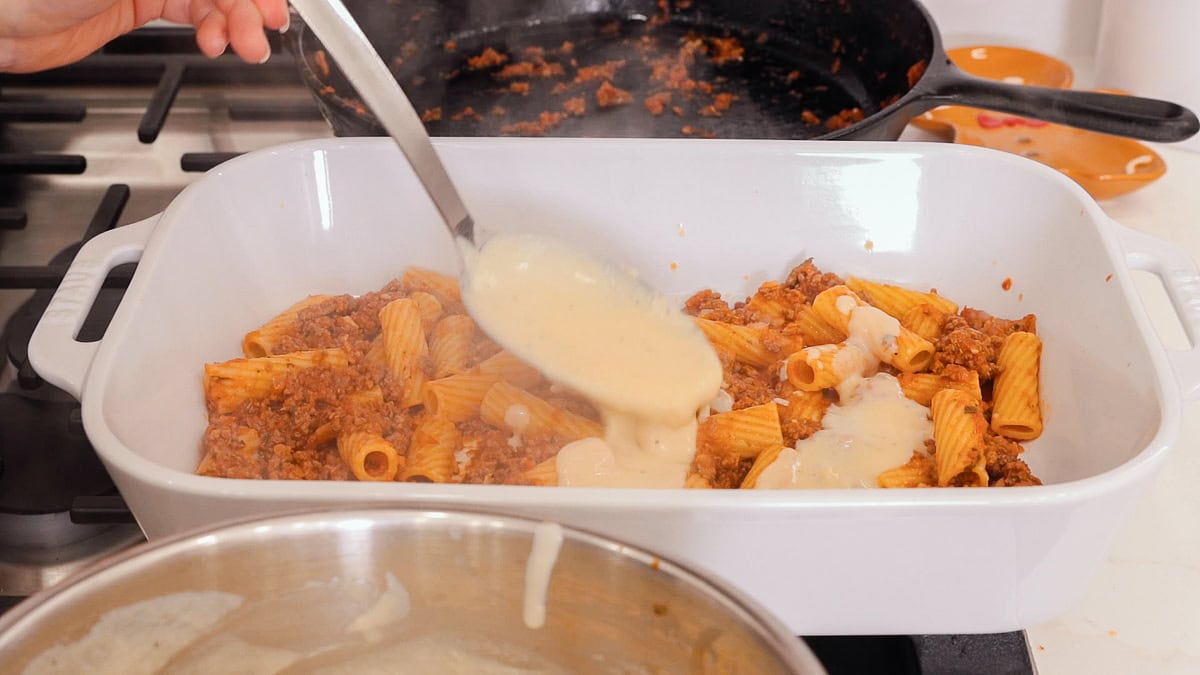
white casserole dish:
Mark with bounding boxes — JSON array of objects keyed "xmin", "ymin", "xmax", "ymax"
[{"xmin": 30, "ymin": 138, "xmax": 1200, "ymax": 635}]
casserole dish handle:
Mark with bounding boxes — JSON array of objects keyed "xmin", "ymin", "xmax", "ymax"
[
  {"xmin": 28, "ymin": 216, "xmax": 158, "ymax": 399},
  {"xmin": 1118, "ymin": 224, "xmax": 1200, "ymax": 401}
]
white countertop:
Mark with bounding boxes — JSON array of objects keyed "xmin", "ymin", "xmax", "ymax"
[{"xmin": 1020, "ymin": 145, "xmax": 1200, "ymax": 674}]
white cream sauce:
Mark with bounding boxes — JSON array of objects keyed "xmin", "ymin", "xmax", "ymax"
[
  {"xmin": 461, "ymin": 233, "xmax": 723, "ymax": 489},
  {"xmin": 23, "ymin": 591, "xmax": 244, "ymax": 675},
  {"xmin": 504, "ymin": 404, "xmax": 531, "ymax": 448},
  {"xmin": 761, "ymin": 298, "xmax": 930, "ymax": 490},
  {"xmin": 523, "ymin": 522, "xmax": 564, "ymax": 629},
  {"xmin": 754, "ymin": 373, "xmax": 932, "ymax": 489},
  {"xmin": 344, "ymin": 572, "xmax": 411, "ymax": 643},
  {"xmin": 555, "ymin": 413, "xmax": 699, "ymax": 488}
]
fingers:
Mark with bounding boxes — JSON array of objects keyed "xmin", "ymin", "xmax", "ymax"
[
  {"xmin": 189, "ymin": 0, "xmax": 228, "ymax": 58},
  {"xmin": 222, "ymin": 0, "xmax": 270, "ymax": 63},
  {"xmin": 191, "ymin": 0, "xmax": 286, "ymax": 64},
  {"xmin": 254, "ymin": 0, "xmax": 290, "ymax": 33}
]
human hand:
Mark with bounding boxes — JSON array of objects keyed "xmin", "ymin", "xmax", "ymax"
[{"xmin": 0, "ymin": 0, "xmax": 290, "ymax": 73}]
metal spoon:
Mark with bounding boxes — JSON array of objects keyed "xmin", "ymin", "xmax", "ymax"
[
  {"xmin": 288, "ymin": 0, "xmax": 475, "ymax": 244},
  {"xmin": 286, "ymin": 0, "xmax": 722, "ymax": 423}
]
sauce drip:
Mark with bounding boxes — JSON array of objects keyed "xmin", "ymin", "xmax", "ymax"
[
  {"xmin": 461, "ymin": 233, "xmax": 723, "ymax": 488},
  {"xmin": 756, "ymin": 373, "xmax": 931, "ymax": 489}
]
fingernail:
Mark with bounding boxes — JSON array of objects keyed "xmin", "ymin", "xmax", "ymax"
[
  {"xmin": 280, "ymin": 15, "xmax": 291, "ymax": 33},
  {"xmin": 258, "ymin": 44, "xmax": 272, "ymax": 64}
]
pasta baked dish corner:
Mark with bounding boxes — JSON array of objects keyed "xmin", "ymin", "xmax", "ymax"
[{"xmin": 198, "ymin": 260, "xmax": 1043, "ymax": 489}]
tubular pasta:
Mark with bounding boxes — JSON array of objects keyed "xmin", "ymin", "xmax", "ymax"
[
  {"xmin": 401, "ymin": 416, "xmax": 460, "ymax": 482},
  {"xmin": 698, "ymin": 402, "xmax": 783, "ymax": 459},
  {"xmin": 846, "ymin": 276, "xmax": 958, "ymax": 318},
  {"xmin": 241, "ymin": 295, "xmax": 334, "ymax": 358},
  {"xmin": 694, "ymin": 318, "xmax": 799, "ymax": 367},
  {"xmin": 379, "ymin": 298, "xmax": 429, "ymax": 408},
  {"xmin": 811, "ymin": 285, "xmax": 934, "ymax": 373},
  {"xmin": 337, "ymin": 431, "xmax": 402, "ymax": 482},
  {"xmin": 900, "ymin": 303, "xmax": 947, "ymax": 343},
  {"xmin": 408, "ymin": 291, "xmax": 444, "ymax": 333},
  {"xmin": 784, "ymin": 343, "xmax": 869, "ymax": 392},
  {"xmin": 480, "ymin": 381, "xmax": 603, "ymax": 441},
  {"xmin": 524, "ymin": 456, "xmax": 559, "ymax": 486},
  {"xmin": 877, "ymin": 452, "xmax": 936, "ymax": 488},
  {"xmin": 930, "ymin": 389, "xmax": 989, "ymax": 487},
  {"xmin": 740, "ymin": 444, "xmax": 787, "ymax": 489},
  {"xmin": 401, "ymin": 267, "xmax": 462, "ymax": 306},
  {"xmin": 792, "ymin": 304, "xmax": 846, "ymax": 345},
  {"xmin": 990, "ymin": 331, "xmax": 1043, "ymax": 440},
  {"xmin": 781, "ymin": 390, "xmax": 829, "ymax": 425},
  {"xmin": 204, "ymin": 349, "xmax": 349, "ymax": 415},
  {"xmin": 430, "ymin": 314, "xmax": 476, "ymax": 378},
  {"xmin": 744, "ymin": 282, "xmax": 792, "ymax": 323},
  {"xmin": 422, "ymin": 372, "xmax": 500, "ymax": 422},
  {"xmin": 898, "ymin": 371, "xmax": 981, "ymax": 407},
  {"xmin": 476, "ymin": 350, "xmax": 543, "ymax": 389},
  {"xmin": 200, "ymin": 260, "xmax": 1043, "ymax": 490}
]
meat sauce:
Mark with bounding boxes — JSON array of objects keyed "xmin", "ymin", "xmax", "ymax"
[{"xmin": 199, "ymin": 261, "xmax": 1040, "ymax": 489}]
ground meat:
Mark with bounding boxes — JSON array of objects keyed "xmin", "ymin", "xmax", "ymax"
[
  {"xmin": 779, "ymin": 414, "xmax": 821, "ymax": 447},
  {"xmin": 574, "ymin": 59, "xmax": 626, "ymax": 83},
  {"xmin": 201, "ymin": 261, "xmax": 1044, "ymax": 490},
  {"xmin": 420, "ymin": 107, "xmax": 442, "ymax": 122},
  {"xmin": 561, "ymin": 96, "xmax": 586, "ymax": 116},
  {"xmin": 466, "ymin": 47, "xmax": 508, "ymax": 70},
  {"xmin": 683, "ymin": 289, "xmax": 744, "ymax": 324},
  {"xmin": 458, "ymin": 420, "xmax": 563, "ymax": 485},
  {"xmin": 596, "ymin": 80, "xmax": 633, "ymax": 108},
  {"xmin": 643, "ymin": 91, "xmax": 672, "ymax": 115},
  {"xmin": 723, "ymin": 362, "xmax": 776, "ymax": 409},
  {"xmin": 984, "ymin": 433, "xmax": 1041, "ymax": 486},
  {"xmin": 960, "ymin": 307, "xmax": 1037, "ymax": 337},
  {"xmin": 697, "ymin": 92, "xmax": 735, "ymax": 117},
  {"xmin": 782, "ymin": 259, "xmax": 845, "ymax": 303},
  {"xmin": 934, "ymin": 315, "xmax": 1004, "ymax": 379},
  {"xmin": 450, "ymin": 106, "xmax": 482, "ymax": 122},
  {"xmin": 494, "ymin": 60, "xmax": 564, "ymax": 80},
  {"xmin": 691, "ymin": 445, "xmax": 752, "ymax": 489},
  {"xmin": 500, "ymin": 111, "xmax": 565, "ymax": 136},
  {"xmin": 744, "ymin": 281, "xmax": 809, "ymax": 325},
  {"xmin": 826, "ymin": 107, "xmax": 864, "ymax": 130},
  {"xmin": 707, "ymin": 36, "xmax": 744, "ymax": 64}
]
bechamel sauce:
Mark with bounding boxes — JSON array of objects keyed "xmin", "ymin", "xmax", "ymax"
[
  {"xmin": 757, "ymin": 299, "xmax": 928, "ymax": 489},
  {"xmin": 754, "ymin": 373, "xmax": 932, "ymax": 489},
  {"xmin": 24, "ymin": 591, "xmax": 245, "ymax": 675},
  {"xmin": 461, "ymin": 233, "xmax": 723, "ymax": 488},
  {"xmin": 344, "ymin": 572, "xmax": 411, "ymax": 643},
  {"xmin": 504, "ymin": 404, "xmax": 531, "ymax": 448},
  {"xmin": 523, "ymin": 522, "xmax": 564, "ymax": 629}
]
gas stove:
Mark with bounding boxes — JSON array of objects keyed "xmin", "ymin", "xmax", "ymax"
[{"xmin": 0, "ymin": 26, "xmax": 1037, "ymax": 674}]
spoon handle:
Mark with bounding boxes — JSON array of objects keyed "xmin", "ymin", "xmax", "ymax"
[{"xmin": 289, "ymin": 0, "xmax": 474, "ymax": 241}]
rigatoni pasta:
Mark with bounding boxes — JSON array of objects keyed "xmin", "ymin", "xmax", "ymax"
[{"xmin": 198, "ymin": 259, "xmax": 1043, "ymax": 490}]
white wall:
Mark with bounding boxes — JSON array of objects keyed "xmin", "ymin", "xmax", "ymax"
[{"xmin": 921, "ymin": 0, "xmax": 1101, "ymax": 58}]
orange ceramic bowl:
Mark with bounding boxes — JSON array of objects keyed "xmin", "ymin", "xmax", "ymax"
[{"xmin": 912, "ymin": 46, "xmax": 1165, "ymax": 200}]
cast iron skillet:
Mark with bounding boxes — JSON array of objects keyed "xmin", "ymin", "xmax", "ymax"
[{"xmin": 285, "ymin": 0, "xmax": 1198, "ymax": 142}]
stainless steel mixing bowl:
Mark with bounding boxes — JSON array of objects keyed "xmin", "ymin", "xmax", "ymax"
[{"xmin": 0, "ymin": 508, "xmax": 824, "ymax": 673}]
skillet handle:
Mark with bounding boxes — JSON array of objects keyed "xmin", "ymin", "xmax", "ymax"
[
  {"xmin": 1117, "ymin": 224, "xmax": 1200, "ymax": 402},
  {"xmin": 28, "ymin": 216, "xmax": 157, "ymax": 399},
  {"xmin": 919, "ymin": 65, "xmax": 1199, "ymax": 143}
]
